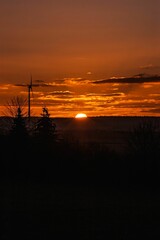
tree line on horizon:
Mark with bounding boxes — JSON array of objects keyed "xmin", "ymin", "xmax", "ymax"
[{"xmin": 0, "ymin": 96, "xmax": 160, "ymax": 187}]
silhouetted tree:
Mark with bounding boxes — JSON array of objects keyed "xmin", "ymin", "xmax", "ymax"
[
  {"xmin": 126, "ymin": 119, "xmax": 160, "ymax": 183},
  {"xmin": 34, "ymin": 107, "xmax": 56, "ymax": 139},
  {"xmin": 2, "ymin": 96, "xmax": 28, "ymax": 134},
  {"xmin": 9, "ymin": 106, "xmax": 28, "ymax": 139},
  {"xmin": 127, "ymin": 120, "xmax": 160, "ymax": 158},
  {"xmin": 5, "ymin": 102, "xmax": 30, "ymax": 181},
  {"xmin": 4, "ymin": 96, "xmax": 27, "ymax": 118}
]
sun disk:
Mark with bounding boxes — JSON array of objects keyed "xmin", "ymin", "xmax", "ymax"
[{"xmin": 75, "ymin": 113, "xmax": 87, "ymax": 118}]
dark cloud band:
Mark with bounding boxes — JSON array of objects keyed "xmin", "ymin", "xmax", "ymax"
[{"xmin": 93, "ymin": 74, "xmax": 160, "ymax": 84}]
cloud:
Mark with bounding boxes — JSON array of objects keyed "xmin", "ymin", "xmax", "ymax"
[
  {"xmin": 50, "ymin": 90, "xmax": 73, "ymax": 96},
  {"xmin": 15, "ymin": 82, "xmax": 56, "ymax": 87},
  {"xmin": 41, "ymin": 78, "xmax": 89, "ymax": 86},
  {"xmin": 49, "ymin": 79, "xmax": 66, "ymax": 85},
  {"xmin": 141, "ymin": 108, "xmax": 160, "ymax": 114},
  {"xmin": 149, "ymin": 93, "xmax": 160, "ymax": 98},
  {"xmin": 63, "ymin": 77, "xmax": 90, "ymax": 85},
  {"xmin": 86, "ymin": 92, "xmax": 124, "ymax": 97},
  {"xmin": 0, "ymin": 84, "xmax": 9, "ymax": 90},
  {"xmin": 46, "ymin": 91, "xmax": 74, "ymax": 98},
  {"xmin": 139, "ymin": 64, "xmax": 160, "ymax": 70},
  {"xmin": 34, "ymin": 79, "xmax": 45, "ymax": 83},
  {"xmin": 92, "ymin": 74, "xmax": 160, "ymax": 84}
]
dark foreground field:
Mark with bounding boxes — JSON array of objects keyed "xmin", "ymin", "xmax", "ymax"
[
  {"xmin": 1, "ymin": 182, "xmax": 160, "ymax": 240},
  {"xmin": 1, "ymin": 116, "xmax": 160, "ymax": 239},
  {"xmin": 1, "ymin": 155, "xmax": 160, "ymax": 239}
]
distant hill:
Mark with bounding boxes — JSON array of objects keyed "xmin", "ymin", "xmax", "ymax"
[
  {"xmin": 1, "ymin": 116, "xmax": 160, "ymax": 153},
  {"xmin": 52, "ymin": 116, "xmax": 160, "ymax": 132},
  {"xmin": 1, "ymin": 115, "xmax": 160, "ymax": 132}
]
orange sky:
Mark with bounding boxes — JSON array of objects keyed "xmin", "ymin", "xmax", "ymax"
[{"xmin": 0, "ymin": 0, "xmax": 160, "ymax": 117}]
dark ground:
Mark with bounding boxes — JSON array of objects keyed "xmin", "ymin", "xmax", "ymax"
[
  {"xmin": 1, "ymin": 116, "xmax": 160, "ymax": 239},
  {"xmin": 1, "ymin": 181, "xmax": 160, "ymax": 240}
]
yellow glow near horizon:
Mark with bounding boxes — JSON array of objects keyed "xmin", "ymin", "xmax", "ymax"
[{"xmin": 75, "ymin": 113, "xmax": 87, "ymax": 119}]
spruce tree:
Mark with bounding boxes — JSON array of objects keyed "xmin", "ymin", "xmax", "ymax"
[
  {"xmin": 35, "ymin": 107, "xmax": 56, "ymax": 139},
  {"xmin": 10, "ymin": 107, "xmax": 28, "ymax": 140}
]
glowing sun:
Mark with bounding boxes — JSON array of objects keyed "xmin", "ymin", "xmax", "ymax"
[{"xmin": 75, "ymin": 113, "xmax": 87, "ymax": 119}]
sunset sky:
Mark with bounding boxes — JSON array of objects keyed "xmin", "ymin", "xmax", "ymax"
[{"xmin": 0, "ymin": 0, "xmax": 160, "ymax": 117}]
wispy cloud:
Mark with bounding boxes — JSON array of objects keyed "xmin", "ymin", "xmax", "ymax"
[
  {"xmin": 44, "ymin": 91, "xmax": 74, "ymax": 99},
  {"xmin": 63, "ymin": 77, "xmax": 90, "ymax": 85},
  {"xmin": 86, "ymin": 92, "xmax": 124, "ymax": 97},
  {"xmin": 0, "ymin": 84, "xmax": 10, "ymax": 90},
  {"xmin": 15, "ymin": 82, "xmax": 54, "ymax": 87},
  {"xmin": 49, "ymin": 90, "xmax": 73, "ymax": 96},
  {"xmin": 38, "ymin": 78, "xmax": 90, "ymax": 86},
  {"xmin": 142, "ymin": 108, "xmax": 160, "ymax": 114},
  {"xmin": 139, "ymin": 64, "xmax": 160, "ymax": 70}
]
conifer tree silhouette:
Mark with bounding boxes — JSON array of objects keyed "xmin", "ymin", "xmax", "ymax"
[
  {"xmin": 35, "ymin": 107, "xmax": 56, "ymax": 139},
  {"xmin": 10, "ymin": 106, "xmax": 28, "ymax": 139}
]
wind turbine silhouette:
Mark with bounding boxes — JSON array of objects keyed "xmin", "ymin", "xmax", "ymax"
[
  {"xmin": 27, "ymin": 75, "xmax": 33, "ymax": 120},
  {"xmin": 15, "ymin": 75, "xmax": 48, "ymax": 121}
]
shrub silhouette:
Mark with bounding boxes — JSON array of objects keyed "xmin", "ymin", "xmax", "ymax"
[
  {"xmin": 126, "ymin": 119, "xmax": 160, "ymax": 184},
  {"xmin": 127, "ymin": 120, "xmax": 160, "ymax": 158}
]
